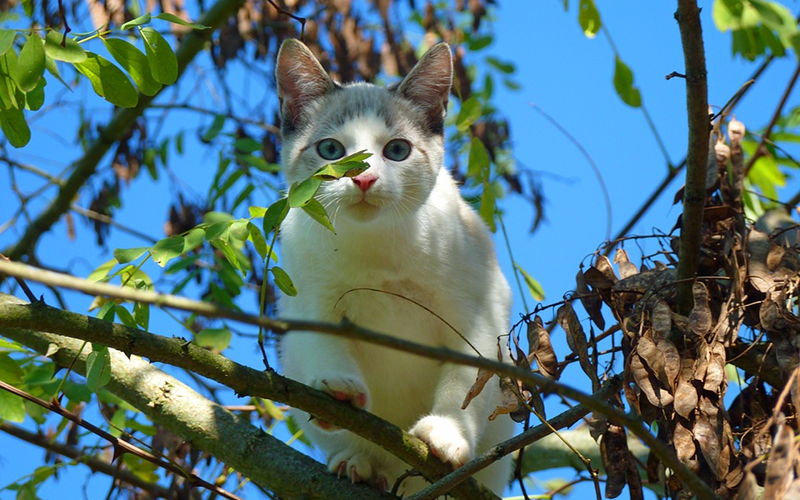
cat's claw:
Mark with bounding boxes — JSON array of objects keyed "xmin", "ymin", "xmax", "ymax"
[
  {"xmin": 328, "ymin": 449, "xmax": 374, "ymax": 484},
  {"xmin": 410, "ymin": 415, "xmax": 471, "ymax": 468},
  {"xmin": 311, "ymin": 374, "xmax": 369, "ymax": 429}
]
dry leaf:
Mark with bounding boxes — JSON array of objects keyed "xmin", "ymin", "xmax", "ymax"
[
  {"xmin": 601, "ymin": 424, "xmax": 630, "ymax": 498},
  {"xmin": 614, "ymin": 248, "xmax": 639, "ymax": 279},
  {"xmin": 528, "ymin": 316, "xmax": 557, "ymax": 379},
  {"xmin": 767, "ymin": 243, "xmax": 786, "ymax": 271},
  {"xmin": 557, "ymin": 304, "xmax": 598, "ymax": 387},
  {"xmin": 764, "ymin": 424, "xmax": 797, "ymax": 499},
  {"xmin": 461, "ymin": 367, "xmax": 494, "ymax": 410},
  {"xmin": 576, "ymin": 269, "xmax": 605, "ymax": 329},
  {"xmin": 688, "ymin": 282, "xmax": 712, "ymax": 337},
  {"xmin": 651, "ymin": 300, "xmax": 672, "ymax": 340},
  {"xmin": 488, "ymin": 377, "xmax": 521, "ymax": 421}
]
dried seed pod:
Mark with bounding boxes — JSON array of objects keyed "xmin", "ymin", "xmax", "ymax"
[
  {"xmin": 688, "ymin": 282, "xmax": 712, "ymax": 337},
  {"xmin": 763, "ymin": 423, "xmax": 796, "ymax": 499},
  {"xmin": 614, "ymin": 248, "xmax": 639, "ymax": 279},
  {"xmin": 728, "ymin": 118, "xmax": 746, "ymax": 142},
  {"xmin": 601, "ymin": 424, "xmax": 630, "ymax": 498},
  {"xmin": 527, "ymin": 316, "xmax": 557, "ymax": 379},
  {"xmin": 651, "ymin": 300, "xmax": 672, "ymax": 340},
  {"xmin": 576, "ymin": 269, "xmax": 605, "ymax": 329},
  {"xmin": 715, "ymin": 140, "xmax": 731, "ymax": 167}
]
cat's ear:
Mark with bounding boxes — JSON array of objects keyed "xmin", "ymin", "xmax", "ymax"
[
  {"xmin": 276, "ymin": 39, "xmax": 335, "ymax": 130},
  {"xmin": 397, "ymin": 43, "xmax": 453, "ymax": 134}
]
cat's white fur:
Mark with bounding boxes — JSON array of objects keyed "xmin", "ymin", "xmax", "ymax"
[{"xmin": 276, "ymin": 39, "xmax": 514, "ymax": 495}]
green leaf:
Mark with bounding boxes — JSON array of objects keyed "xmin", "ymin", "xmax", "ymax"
[
  {"xmin": 234, "ymin": 137, "xmax": 262, "ymax": 153},
  {"xmin": 120, "ymin": 13, "xmax": 151, "ymax": 30},
  {"xmin": 44, "ymin": 31, "xmax": 87, "ymax": 63},
  {"xmin": 0, "ymin": 389, "xmax": 25, "ymax": 422},
  {"xmin": 201, "ymin": 114, "xmax": 226, "ymax": 142},
  {"xmin": 514, "ymin": 263, "xmax": 545, "ymax": 301},
  {"xmin": 183, "ymin": 227, "xmax": 205, "ymax": 252},
  {"xmin": 62, "ymin": 381, "xmax": 91, "ymax": 403},
  {"xmin": 103, "ymin": 38, "xmax": 161, "ymax": 96},
  {"xmin": 0, "ymin": 108, "xmax": 30, "ymax": 147},
  {"xmin": 25, "ymin": 78, "xmax": 45, "ymax": 110},
  {"xmin": 467, "ymin": 34, "xmax": 493, "ymax": 51},
  {"xmin": 479, "ymin": 181, "xmax": 496, "ymax": 232},
  {"xmin": 612, "ymin": 56, "xmax": 641, "ymax": 108},
  {"xmin": 312, "ymin": 150, "xmax": 371, "ymax": 180},
  {"xmin": 75, "ymin": 53, "xmax": 138, "ymax": 108},
  {"xmin": 467, "ymin": 137, "xmax": 490, "ymax": 182},
  {"xmin": 23, "ymin": 363, "xmax": 54, "ymax": 385},
  {"xmin": 133, "ymin": 301, "xmax": 149, "ymax": 330},
  {"xmin": 263, "ymin": 197, "xmax": 289, "ymax": 233},
  {"xmin": 578, "ymin": 0, "xmax": 602, "ymax": 38},
  {"xmin": 151, "ymin": 235, "xmax": 185, "ymax": 267},
  {"xmin": 86, "ymin": 346, "xmax": 111, "ymax": 392},
  {"xmin": 247, "ymin": 221, "xmax": 269, "ymax": 259},
  {"xmin": 0, "ymin": 29, "xmax": 15, "ymax": 56},
  {"xmin": 456, "ymin": 96, "xmax": 482, "ymax": 132},
  {"xmin": 15, "ymin": 33, "xmax": 45, "ymax": 92},
  {"xmin": 114, "ymin": 247, "xmax": 148, "ymax": 264},
  {"xmin": 154, "ymin": 12, "xmax": 210, "ymax": 29},
  {"xmin": 0, "ymin": 353, "xmax": 24, "ymax": 384},
  {"xmin": 140, "ymin": 27, "xmax": 177, "ymax": 85},
  {"xmin": 271, "ymin": 266, "xmax": 297, "ymax": 296},
  {"xmin": 302, "ymin": 198, "xmax": 335, "ymax": 233},
  {"xmin": 249, "ymin": 206, "xmax": 267, "ymax": 218},
  {"xmin": 88, "ymin": 258, "xmax": 118, "ymax": 281},
  {"xmin": 114, "ymin": 305, "xmax": 137, "ymax": 328},
  {"xmin": 485, "ymin": 56, "xmax": 515, "ymax": 74},
  {"xmin": 195, "ymin": 328, "xmax": 232, "ymax": 351},
  {"xmin": 288, "ymin": 177, "xmax": 322, "ymax": 208}
]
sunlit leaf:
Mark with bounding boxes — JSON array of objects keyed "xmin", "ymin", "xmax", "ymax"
[
  {"xmin": 44, "ymin": 31, "xmax": 86, "ymax": 63},
  {"xmin": 86, "ymin": 346, "xmax": 111, "ymax": 392},
  {"xmin": 456, "ymin": 96, "xmax": 482, "ymax": 132},
  {"xmin": 154, "ymin": 12, "xmax": 210, "ymax": 29},
  {"xmin": 141, "ymin": 27, "xmax": 177, "ymax": 85},
  {"xmin": 0, "ymin": 108, "xmax": 30, "ymax": 147},
  {"xmin": 271, "ymin": 266, "xmax": 297, "ymax": 296},
  {"xmin": 612, "ymin": 56, "xmax": 641, "ymax": 108},
  {"xmin": 75, "ymin": 53, "xmax": 138, "ymax": 108},
  {"xmin": 302, "ymin": 198, "xmax": 335, "ymax": 233},
  {"xmin": 263, "ymin": 197, "xmax": 290, "ymax": 234},
  {"xmin": 103, "ymin": 38, "xmax": 161, "ymax": 96},
  {"xmin": 0, "ymin": 30, "xmax": 15, "ymax": 56},
  {"xmin": 150, "ymin": 235, "xmax": 185, "ymax": 267},
  {"xmin": 120, "ymin": 13, "xmax": 151, "ymax": 30},
  {"xmin": 578, "ymin": 0, "xmax": 602, "ymax": 38},
  {"xmin": 0, "ymin": 389, "xmax": 25, "ymax": 422},
  {"xmin": 15, "ymin": 33, "xmax": 44, "ymax": 92},
  {"xmin": 195, "ymin": 328, "xmax": 232, "ymax": 351},
  {"xmin": 288, "ymin": 177, "xmax": 322, "ymax": 208},
  {"xmin": 514, "ymin": 263, "xmax": 545, "ymax": 301},
  {"xmin": 113, "ymin": 247, "xmax": 148, "ymax": 264},
  {"xmin": 467, "ymin": 137, "xmax": 490, "ymax": 182}
]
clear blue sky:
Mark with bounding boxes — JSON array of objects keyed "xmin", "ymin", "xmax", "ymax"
[{"xmin": 1, "ymin": 1, "xmax": 798, "ymax": 498}]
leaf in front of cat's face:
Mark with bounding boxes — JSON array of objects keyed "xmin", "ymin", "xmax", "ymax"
[
  {"xmin": 312, "ymin": 150, "xmax": 372, "ymax": 180},
  {"xmin": 287, "ymin": 177, "xmax": 322, "ymax": 208}
]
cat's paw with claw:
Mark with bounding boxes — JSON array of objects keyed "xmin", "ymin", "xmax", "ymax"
[
  {"xmin": 311, "ymin": 374, "xmax": 369, "ymax": 430},
  {"xmin": 410, "ymin": 415, "xmax": 471, "ymax": 467},
  {"xmin": 328, "ymin": 449, "xmax": 387, "ymax": 489}
]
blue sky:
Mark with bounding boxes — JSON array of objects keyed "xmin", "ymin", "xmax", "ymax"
[{"xmin": 1, "ymin": 0, "xmax": 799, "ymax": 498}]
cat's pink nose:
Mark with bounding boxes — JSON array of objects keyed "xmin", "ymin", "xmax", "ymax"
[{"xmin": 352, "ymin": 173, "xmax": 378, "ymax": 191}]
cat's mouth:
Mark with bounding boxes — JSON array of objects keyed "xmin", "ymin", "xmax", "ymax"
[{"xmin": 346, "ymin": 199, "xmax": 381, "ymax": 221}]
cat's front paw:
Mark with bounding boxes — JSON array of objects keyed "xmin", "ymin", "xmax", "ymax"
[
  {"xmin": 409, "ymin": 415, "xmax": 471, "ymax": 467},
  {"xmin": 311, "ymin": 374, "xmax": 369, "ymax": 430},
  {"xmin": 328, "ymin": 449, "xmax": 387, "ymax": 489}
]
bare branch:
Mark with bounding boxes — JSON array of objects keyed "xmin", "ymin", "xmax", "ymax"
[{"xmin": 674, "ymin": 0, "xmax": 710, "ymax": 315}]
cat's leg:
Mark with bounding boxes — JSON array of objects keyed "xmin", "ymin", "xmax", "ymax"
[{"xmin": 281, "ymin": 331, "xmax": 388, "ymax": 484}]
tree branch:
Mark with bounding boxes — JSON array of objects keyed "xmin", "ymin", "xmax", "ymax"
[
  {"xmin": 0, "ymin": 421, "xmax": 171, "ymax": 498},
  {"xmin": 0, "ymin": 261, "xmax": 721, "ymax": 500},
  {"xmin": 0, "ymin": 319, "xmax": 396, "ymax": 499},
  {"xmin": 0, "ymin": 290, "xmax": 496, "ymax": 500},
  {"xmin": 1, "ymin": 0, "xmax": 245, "ymax": 264},
  {"xmin": 674, "ymin": 0, "xmax": 710, "ymax": 315}
]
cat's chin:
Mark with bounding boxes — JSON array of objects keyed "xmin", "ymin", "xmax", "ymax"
[{"xmin": 344, "ymin": 200, "xmax": 382, "ymax": 222}]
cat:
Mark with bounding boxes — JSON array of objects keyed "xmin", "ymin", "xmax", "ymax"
[{"xmin": 275, "ymin": 38, "xmax": 514, "ymax": 495}]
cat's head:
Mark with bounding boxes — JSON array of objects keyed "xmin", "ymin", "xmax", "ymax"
[{"xmin": 275, "ymin": 39, "xmax": 452, "ymax": 224}]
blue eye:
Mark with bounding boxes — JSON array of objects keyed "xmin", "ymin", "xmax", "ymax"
[
  {"xmin": 317, "ymin": 138, "xmax": 345, "ymax": 160},
  {"xmin": 383, "ymin": 139, "xmax": 411, "ymax": 161}
]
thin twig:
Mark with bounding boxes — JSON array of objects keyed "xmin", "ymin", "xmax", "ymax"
[
  {"xmin": 0, "ymin": 380, "xmax": 243, "ymax": 500},
  {"xmin": 265, "ymin": 0, "xmax": 306, "ymax": 38},
  {"xmin": 70, "ymin": 205, "xmax": 158, "ymax": 243},
  {"xmin": 529, "ymin": 103, "xmax": 612, "ymax": 241},
  {"xmin": 0, "ymin": 421, "xmax": 171, "ymax": 498}
]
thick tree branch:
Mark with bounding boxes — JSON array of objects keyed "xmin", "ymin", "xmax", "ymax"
[
  {"xmin": 0, "ymin": 421, "xmax": 171, "ymax": 498},
  {"xmin": 674, "ymin": 0, "xmax": 710, "ymax": 315},
  {"xmin": 0, "ymin": 320, "xmax": 395, "ymax": 500},
  {"xmin": 1, "ymin": 0, "xmax": 245, "ymax": 264},
  {"xmin": 0, "ymin": 291, "xmax": 495, "ymax": 500},
  {"xmin": 0, "ymin": 261, "xmax": 720, "ymax": 500}
]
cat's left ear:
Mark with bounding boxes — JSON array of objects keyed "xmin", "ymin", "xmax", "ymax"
[
  {"xmin": 276, "ymin": 39, "xmax": 336, "ymax": 130},
  {"xmin": 397, "ymin": 43, "xmax": 453, "ymax": 134}
]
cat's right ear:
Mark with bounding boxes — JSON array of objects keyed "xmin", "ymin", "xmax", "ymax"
[{"xmin": 276, "ymin": 40, "xmax": 335, "ymax": 130}]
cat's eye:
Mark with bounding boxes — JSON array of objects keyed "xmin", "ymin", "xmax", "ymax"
[
  {"xmin": 383, "ymin": 139, "xmax": 411, "ymax": 161},
  {"xmin": 316, "ymin": 138, "xmax": 346, "ymax": 160}
]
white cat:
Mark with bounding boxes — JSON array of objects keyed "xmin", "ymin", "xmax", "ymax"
[{"xmin": 276, "ymin": 39, "xmax": 514, "ymax": 495}]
